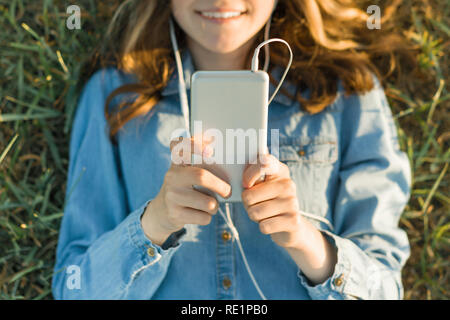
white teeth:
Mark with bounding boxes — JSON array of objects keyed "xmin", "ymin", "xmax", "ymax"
[{"xmin": 200, "ymin": 11, "xmax": 243, "ymax": 19}]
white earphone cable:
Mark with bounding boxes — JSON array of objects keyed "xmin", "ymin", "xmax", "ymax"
[
  {"xmin": 251, "ymin": 38, "xmax": 293, "ymax": 105},
  {"xmin": 217, "ymin": 203, "xmax": 267, "ymax": 300},
  {"xmin": 169, "ymin": 18, "xmax": 191, "ymax": 136},
  {"xmin": 263, "ymin": 12, "xmax": 271, "ymax": 72}
]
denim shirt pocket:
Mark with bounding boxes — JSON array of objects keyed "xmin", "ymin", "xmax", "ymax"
[
  {"xmin": 276, "ymin": 136, "xmax": 338, "ymax": 164},
  {"xmin": 270, "ymin": 136, "xmax": 338, "ymax": 231}
]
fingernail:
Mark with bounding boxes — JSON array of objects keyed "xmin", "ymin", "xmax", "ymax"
[{"xmin": 226, "ymin": 187, "xmax": 232, "ymax": 198}]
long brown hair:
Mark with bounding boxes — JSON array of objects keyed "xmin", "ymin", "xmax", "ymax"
[{"xmin": 81, "ymin": 0, "xmax": 416, "ymax": 141}]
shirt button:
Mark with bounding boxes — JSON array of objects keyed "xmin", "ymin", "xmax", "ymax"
[
  {"xmin": 298, "ymin": 149, "xmax": 305, "ymax": 156},
  {"xmin": 334, "ymin": 275, "xmax": 344, "ymax": 287},
  {"xmin": 147, "ymin": 247, "xmax": 155, "ymax": 257},
  {"xmin": 222, "ymin": 230, "xmax": 231, "ymax": 242},
  {"xmin": 222, "ymin": 278, "xmax": 232, "ymax": 290}
]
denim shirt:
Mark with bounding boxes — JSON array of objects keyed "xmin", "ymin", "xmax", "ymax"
[{"xmin": 52, "ymin": 48, "xmax": 411, "ymax": 300}]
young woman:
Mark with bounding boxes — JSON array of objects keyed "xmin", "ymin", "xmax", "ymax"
[{"xmin": 53, "ymin": 0, "xmax": 413, "ymax": 299}]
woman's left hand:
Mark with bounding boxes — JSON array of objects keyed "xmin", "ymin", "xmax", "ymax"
[
  {"xmin": 241, "ymin": 152, "xmax": 338, "ymax": 284},
  {"xmin": 242, "ymin": 154, "xmax": 337, "ymax": 284},
  {"xmin": 241, "ymin": 153, "xmax": 307, "ymax": 249}
]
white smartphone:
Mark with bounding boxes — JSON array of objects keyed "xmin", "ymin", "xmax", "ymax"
[{"xmin": 190, "ymin": 70, "xmax": 269, "ymax": 202}]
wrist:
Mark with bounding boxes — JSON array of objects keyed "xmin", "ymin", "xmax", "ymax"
[
  {"xmin": 141, "ymin": 200, "xmax": 173, "ymax": 246},
  {"xmin": 284, "ymin": 218, "xmax": 337, "ymax": 285},
  {"xmin": 283, "ymin": 215, "xmax": 315, "ymax": 252}
]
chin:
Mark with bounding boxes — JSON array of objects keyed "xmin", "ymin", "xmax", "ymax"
[{"xmin": 201, "ymin": 38, "xmax": 248, "ymax": 54}]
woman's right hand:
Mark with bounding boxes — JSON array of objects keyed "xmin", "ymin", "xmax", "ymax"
[{"xmin": 141, "ymin": 136, "xmax": 232, "ymax": 246}]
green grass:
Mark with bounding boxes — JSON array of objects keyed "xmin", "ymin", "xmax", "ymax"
[{"xmin": 0, "ymin": 0, "xmax": 449, "ymax": 300}]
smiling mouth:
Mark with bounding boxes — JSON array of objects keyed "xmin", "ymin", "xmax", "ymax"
[{"xmin": 195, "ymin": 10, "xmax": 248, "ymax": 21}]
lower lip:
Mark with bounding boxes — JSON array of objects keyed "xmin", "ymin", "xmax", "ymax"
[{"xmin": 196, "ymin": 11, "xmax": 247, "ymax": 24}]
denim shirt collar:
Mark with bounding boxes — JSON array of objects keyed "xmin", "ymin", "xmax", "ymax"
[{"xmin": 161, "ymin": 48, "xmax": 297, "ymax": 107}]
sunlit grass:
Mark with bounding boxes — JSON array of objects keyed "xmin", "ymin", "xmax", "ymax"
[{"xmin": 0, "ymin": 0, "xmax": 448, "ymax": 299}]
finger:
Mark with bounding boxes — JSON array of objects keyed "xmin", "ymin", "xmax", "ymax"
[
  {"xmin": 259, "ymin": 213, "xmax": 300, "ymax": 235},
  {"xmin": 242, "ymin": 153, "xmax": 284, "ymax": 188},
  {"xmin": 186, "ymin": 167, "xmax": 232, "ymax": 199},
  {"xmin": 169, "ymin": 187, "xmax": 218, "ymax": 214},
  {"xmin": 176, "ymin": 206, "xmax": 214, "ymax": 226},
  {"xmin": 247, "ymin": 197, "xmax": 297, "ymax": 222},
  {"xmin": 170, "ymin": 136, "xmax": 213, "ymax": 165},
  {"xmin": 242, "ymin": 179, "xmax": 295, "ymax": 206}
]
